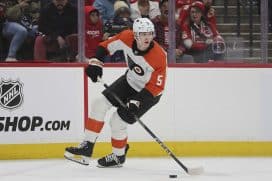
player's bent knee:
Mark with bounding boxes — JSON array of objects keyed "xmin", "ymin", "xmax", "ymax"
[
  {"xmin": 110, "ymin": 112, "xmax": 127, "ymax": 129},
  {"xmin": 90, "ymin": 95, "xmax": 112, "ymax": 120}
]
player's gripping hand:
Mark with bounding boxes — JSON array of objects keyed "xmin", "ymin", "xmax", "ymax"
[
  {"xmin": 117, "ymin": 100, "xmax": 140, "ymax": 124},
  {"xmin": 85, "ymin": 58, "xmax": 103, "ymax": 82}
]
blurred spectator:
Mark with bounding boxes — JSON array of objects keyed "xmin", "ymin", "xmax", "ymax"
[
  {"xmin": 0, "ymin": 1, "xmax": 5, "ymax": 23},
  {"xmin": 85, "ymin": 5, "xmax": 105, "ymax": 59},
  {"xmin": 269, "ymin": 1, "xmax": 272, "ymax": 32},
  {"xmin": 0, "ymin": 1, "xmax": 6, "ymax": 61},
  {"xmin": 41, "ymin": 0, "xmax": 52, "ymax": 7},
  {"xmin": 1, "ymin": 0, "xmax": 40, "ymax": 61},
  {"xmin": 176, "ymin": 0, "xmax": 192, "ymax": 23},
  {"xmin": 93, "ymin": 0, "xmax": 115, "ymax": 24},
  {"xmin": 34, "ymin": 0, "xmax": 77, "ymax": 62},
  {"xmin": 177, "ymin": 0, "xmax": 218, "ymax": 30},
  {"xmin": 176, "ymin": 0, "xmax": 192, "ymax": 8},
  {"xmin": 130, "ymin": 0, "xmax": 161, "ymax": 21},
  {"xmin": 153, "ymin": 0, "xmax": 193, "ymax": 63},
  {"xmin": 129, "ymin": 0, "xmax": 137, "ymax": 3},
  {"xmin": 85, "ymin": 0, "xmax": 95, "ymax": 6},
  {"xmin": 113, "ymin": 1, "xmax": 133, "ymax": 28},
  {"xmin": 202, "ymin": 0, "xmax": 217, "ymax": 28},
  {"xmin": 104, "ymin": 0, "xmax": 132, "ymax": 36},
  {"xmin": 103, "ymin": 0, "xmax": 133, "ymax": 62},
  {"xmin": 68, "ymin": 0, "xmax": 77, "ymax": 7},
  {"xmin": 0, "ymin": 1, "xmax": 5, "ymax": 31},
  {"xmin": 182, "ymin": 1, "xmax": 225, "ymax": 63},
  {"xmin": 41, "ymin": 0, "xmax": 77, "ymax": 7}
]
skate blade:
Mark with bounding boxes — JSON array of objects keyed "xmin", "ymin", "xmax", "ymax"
[
  {"xmin": 64, "ymin": 151, "xmax": 90, "ymax": 166},
  {"xmin": 96, "ymin": 163, "xmax": 123, "ymax": 168}
]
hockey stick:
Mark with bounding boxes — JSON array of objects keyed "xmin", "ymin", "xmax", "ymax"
[{"xmin": 98, "ymin": 78, "xmax": 204, "ymax": 175}]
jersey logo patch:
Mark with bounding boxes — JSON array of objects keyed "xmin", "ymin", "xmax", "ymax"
[{"xmin": 127, "ymin": 55, "xmax": 144, "ymax": 76}]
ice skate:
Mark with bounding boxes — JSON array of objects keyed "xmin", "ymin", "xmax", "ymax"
[
  {"xmin": 64, "ymin": 141, "xmax": 94, "ymax": 165},
  {"xmin": 97, "ymin": 144, "xmax": 129, "ymax": 168}
]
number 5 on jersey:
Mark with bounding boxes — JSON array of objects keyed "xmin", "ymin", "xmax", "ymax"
[{"xmin": 156, "ymin": 75, "xmax": 163, "ymax": 86}]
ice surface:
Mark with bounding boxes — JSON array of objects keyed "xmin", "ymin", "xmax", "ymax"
[{"xmin": 0, "ymin": 157, "xmax": 272, "ymax": 181}]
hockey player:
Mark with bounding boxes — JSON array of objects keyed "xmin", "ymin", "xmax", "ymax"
[{"xmin": 64, "ymin": 17, "xmax": 167, "ymax": 167}]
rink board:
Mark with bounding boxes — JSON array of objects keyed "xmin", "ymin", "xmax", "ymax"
[
  {"xmin": 1, "ymin": 63, "xmax": 272, "ymax": 159},
  {"xmin": 0, "ymin": 142, "xmax": 272, "ymax": 159},
  {"xmin": 0, "ymin": 64, "xmax": 87, "ymax": 145}
]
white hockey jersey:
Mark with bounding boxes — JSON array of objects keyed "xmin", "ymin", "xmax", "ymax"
[{"xmin": 99, "ymin": 30, "xmax": 167, "ymax": 96}]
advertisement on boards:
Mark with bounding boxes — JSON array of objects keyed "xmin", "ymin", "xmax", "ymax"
[{"xmin": 0, "ymin": 67, "xmax": 86, "ymax": 144}]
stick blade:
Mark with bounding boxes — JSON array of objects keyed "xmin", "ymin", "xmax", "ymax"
[{"xmin": 187, "ymin": 166, "xmax": 204, "ymax": 175}]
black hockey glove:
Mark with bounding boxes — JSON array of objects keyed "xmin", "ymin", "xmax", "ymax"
[
  {"xmin": 117, "ymin": 100, "xmax": 140, "ymax": 124},
  {"xmin": 117, "ymin": 89, "xmax": 154, "ymax": 124},
  {"xmin": 85, "ymin": 58, "xmax": 103, "ymax": 82}
]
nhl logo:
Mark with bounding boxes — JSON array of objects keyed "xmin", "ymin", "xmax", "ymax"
[{"xmin": 0, "ymin": 80, "xmax": 23, "ymax": 110}]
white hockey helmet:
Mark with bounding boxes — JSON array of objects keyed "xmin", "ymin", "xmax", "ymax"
[{"xmin": 133, "ymin": 18, "xmax": 155, "ymax": 39}]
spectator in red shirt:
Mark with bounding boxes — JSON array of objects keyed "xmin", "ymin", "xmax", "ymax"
[
  {"xmin": 202, "ymin": 0, "xmax": 217, "ymax": 28},
  {"xmin": 176, "ymin": 0, "xmax": 192, "ymax": 8},
  {"xmin": 85, "ymin": 0, "xmax": 95, "ymax": 6},
  {"xmin": 66, "ymin": 5, "xmax": 106, "ymax": 62},
  {"xmin": 182, "ymin": 1, "xmax": 225, "ymax": 62},
  {"xmin": 85, "ymin": 5, "xmax": 105, "ymax": 59},
  {"xmin": 177, "ymin": 0, "xmax": 217, "ymax": 31},
  {"xmin": 153, "ymin": 0, "xmax": 193, "ymax": 63},
  {"xmin": 176, "ymin": 0, "xmax": 192, "ymax": 25}
]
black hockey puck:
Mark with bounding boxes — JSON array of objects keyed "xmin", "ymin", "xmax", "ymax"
[{"xmin": 169, "ymin": 174, "xmax": 177, "ymax": 178}]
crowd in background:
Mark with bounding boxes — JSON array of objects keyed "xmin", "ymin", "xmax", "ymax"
[{"xmin": 0, "ymin": 0, "xmax": 266, "ymax": 63}]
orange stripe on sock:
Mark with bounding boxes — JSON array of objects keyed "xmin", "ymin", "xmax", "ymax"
[
  {"xmin": 85, "ymin": 118, "xmax": 104, "ymax": 133},
  {"xmin": 111, "ymin": 137, "xmax": 128, "ymax": 148}
]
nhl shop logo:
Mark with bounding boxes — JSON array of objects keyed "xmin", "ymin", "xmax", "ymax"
[{"xmin": 0, "ymin": 80, "xmax": 24, "ymax": 110}]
